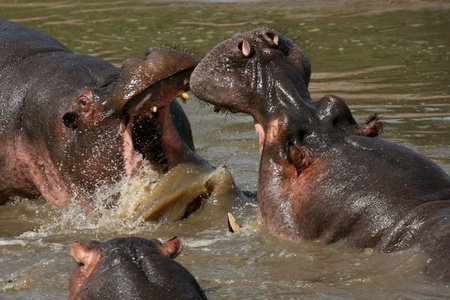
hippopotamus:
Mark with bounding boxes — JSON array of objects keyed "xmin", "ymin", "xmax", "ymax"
[
  {"xmin": 0, "ymin": 18, "xmax": 230, "ymax": 219},
  {"xmin": 69, "ymin": 236, "xmax": 207, "ymax": 299},
  {"xmin": 190, "ymin": 27, "xmax": 450, "ymax": 280}
]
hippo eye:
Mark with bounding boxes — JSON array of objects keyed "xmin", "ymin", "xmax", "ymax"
[{"xmin": 78, "ymin": 96, "xmax": 91, "ymax": 113}]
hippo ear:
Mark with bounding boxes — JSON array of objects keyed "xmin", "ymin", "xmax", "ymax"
[
  {"xmin": 70, "ymin": 241, "xmax": 102, "ymax": 277},
  {"xmin": 357, "ymin": 114, "xmax": 383, "ymax": 137},
  {"xmin": 155, "ymin": 236, "xmax": 183, "ymax": 259},
  {"xmin": 316, "ymin": 95, "xmax": 383, "ymax": 137}
]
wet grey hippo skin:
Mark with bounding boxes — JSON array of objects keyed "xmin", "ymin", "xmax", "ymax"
[
  {"xmin": 190, "ymin": 27, "xmax": 450, "ymax": 281},
  {"xmin": 69, "ymin": 237, "xmax": 207, "ymax": 299},
  {"xmin": 0, "ymin": 18, "xmax": 212, "ymax": 213}
]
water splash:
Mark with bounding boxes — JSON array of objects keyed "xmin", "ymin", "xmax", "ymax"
[{"xmin": 35, "ymin": 155, "xmax": 240, "ymax": 236}]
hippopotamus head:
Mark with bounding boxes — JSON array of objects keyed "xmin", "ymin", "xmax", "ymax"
[
  {"xmin": 190, "ymin": 27, "xmax": 312, "ymax": 124},
  {"xmin": 190, "ymin": 27, "xmax": 380, "ymax": 151},
  {"xmin": 61, "ymin": 47, "xmax": 197, "ymax": 176},
  {"xmin": 69, "ymin": 236, "xmax": 207, "ymax": 299},
  {"xmin": 191, "ymin": 27, "xmax": 450, "ymax": 277},
  {"xmin": 39, "ymin": 47, "xmax": 214, "ymax": 216}
]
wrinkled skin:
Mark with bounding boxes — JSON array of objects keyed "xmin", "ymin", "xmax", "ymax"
[
  {"xmin": 0, "ymin": 18, "xmax": 217, "ymax": 217},
  {"xmin": 190, "ymin": 27, "xmax": 450, "ymax": 280},
  {"xmin": 69, "ymin": 237, "xmax": 207, "ymax": 299}
]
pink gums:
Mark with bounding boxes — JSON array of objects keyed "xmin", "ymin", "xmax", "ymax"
[{"xmin": 122, "ymin": 104, "xmax": 184, "ymax": 180}]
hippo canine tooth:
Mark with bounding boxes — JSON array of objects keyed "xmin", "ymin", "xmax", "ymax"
[
  {"xmin": 227, "ymin": 212, "xmax": 240, "ymax": 233},
  {"xmin": 177, "ymin": 89, "xmax": 189, "ymax": 103},
  {"xmin": 120, "ymin": 122, "xmax": 127, "ymax": 133},
  {"xmin": 152, "ymin": 105, "xmax": 158, "ymax": 113}
]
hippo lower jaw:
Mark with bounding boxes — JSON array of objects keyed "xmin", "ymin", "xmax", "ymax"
[{"xmin": 118, "ymin": 163, "xmax": 237, "ymax": 222}]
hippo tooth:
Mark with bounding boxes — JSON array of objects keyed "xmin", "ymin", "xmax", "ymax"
[
  {"xmin": 213, "ymin": 106, "xmax": 221, "ymax": 113},
  {"xmin": 120, "ymin": 122, "xmax": 127, "ymax": 133},
  {"xmin": 227, "ymin": 212, "xmax": 240, "ymax": 233},
  {"xmin": 221, "ymin": 107, "xmax": 227, "ymax": 114},
  {"xmin": 152, "ymin": 106, "xmax": 158, "ymax": 113},
  {"xmin": 176, "ymin": 89, "xmax": 189, "ymax": 103}
]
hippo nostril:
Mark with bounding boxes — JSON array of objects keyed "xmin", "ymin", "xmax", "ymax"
[
  {"xmin": 238, "ymin": 40, "xmax": 253, "ymax": 57},
  {"xmin": 268, "ymin": 32, "xmax": 279, "ymax": 46},
  {"xmin": 262, "ymin": 31, "xmax": 279, "ymax": 48}
]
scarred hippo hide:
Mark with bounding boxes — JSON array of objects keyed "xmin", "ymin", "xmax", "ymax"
[
  {"xmin": 190, "ymin": 27, "xmax": 450, "ymax": 280},
  {"xmin": 0, "ymin": 18, "xmax": 238, "ymax": 220},
  {"xmin": 69, "ymin": 237, "xmax": 207, "ymax": 299}
]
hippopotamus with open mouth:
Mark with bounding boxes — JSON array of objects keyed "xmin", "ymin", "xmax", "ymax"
[
  {"xmin": 190, "ymin": 27, "xmax": 450, "ymax": 280},
  {"xmin": 0, "ymin": 18, "xmax": 236, "ymax": 220}
]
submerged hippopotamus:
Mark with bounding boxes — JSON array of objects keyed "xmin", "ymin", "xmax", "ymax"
[
  {"xmin": 0, "ymin": 18, "xmax": 233, "ymax": 220},
  {"xmin": 69, "ymin": 236, "xmax": 207, "ymax": 299},
  {"xmin": 190, "ymin": 27, "xmax": 450, "ymax": 280}
]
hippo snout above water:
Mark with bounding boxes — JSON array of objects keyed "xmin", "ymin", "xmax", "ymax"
[
  {"xmin": 69, "ymin": 236, "xmax": 207, "ymax": 299},
  {"xmin": 190, "ymin": 27, "xmax": 450, "ymax": 281}
]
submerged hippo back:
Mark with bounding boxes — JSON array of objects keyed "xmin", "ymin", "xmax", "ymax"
[{"xmin": 70, "ymin": 237, "xmax": 207, "ymax": 299}]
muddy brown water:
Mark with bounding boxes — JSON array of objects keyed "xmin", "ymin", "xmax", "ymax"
[{"xmin": 1, "ymin": 1, "xmax": 449, "ymax": 299}]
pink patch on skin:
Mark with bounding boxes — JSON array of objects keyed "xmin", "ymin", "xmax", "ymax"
[
  {"xmin": 14, "ymin": 138, "xmax": 74, "ymax": 206},
  {"xmin": 121, "ymin": 81, "xmax": 187, "ymax": 180},
  {"xmin": 122, "ymin": 117, "xmax": 140, "ymax": 178},
  {"xmin": 255, "ymin": 123, "xmax": 265, "ymax": 158}
]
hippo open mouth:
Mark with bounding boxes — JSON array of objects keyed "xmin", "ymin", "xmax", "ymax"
[
  {"xmin": 1, "ymin": 19, "xmax": 243, "ymax": 223},
  {"xmin": 121, "ymin": 69, "xmax": 192, "ymax": 176},
  {"xmin": 100, "ymin": 47, "xmax": 241, "ymax": 222},
  {"xmin": 106, "ymin": 47, "xmax": 199, "ymax": 179}
]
